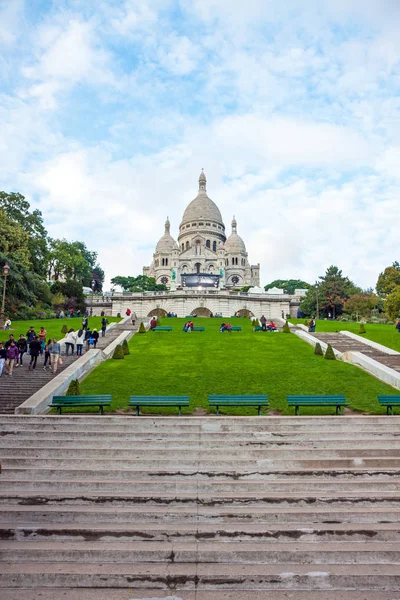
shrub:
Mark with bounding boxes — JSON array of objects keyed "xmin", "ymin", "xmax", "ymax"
[
  {"xmin": 112, "ymin": 344, "xmax": 125, "ymax": 359},
  {"xmin": 314, "ymin": 342, "xmax": 323, "ymax": 356},
  {"xmin": 138, "ymin": 322, "xmax": 146, "ymax": 334},
  {"xmin": 282, "ymin": 321, "xmax": 291, "ymax": 333},
  {"xmin": 122, "ymin": 339, "xmax": 130, "ymax": 355},
  {"xmin": 324, "ymin": 344, "xmax": 336, "ymax": 360},
  {"xmin": 254, "ymin": 319, "xmax": 260, "ymax": 328},
  {"xmin": 61, "ymin": 325, "xmax": 68, "ymax": 335},
  {"xmin": 359, "ymin": 323, "xmax": 366, "ymax": 334},
  {"xmin": 304, "ymin": 319, "xmax": 309, "ymax": 326},
  {"xmin": 117, "ymin": 312, "xmax": 121, "ymax": 318},
  {"xmin": 66, "ymin": 379, "xmax": 81, "ymax": 395}
]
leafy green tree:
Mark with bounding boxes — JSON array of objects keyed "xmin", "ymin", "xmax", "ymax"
[
  {"xmin": 343, "ymin": 293, "xmax": 379, "ymax": 319},
  {"xmin": 0, "ymin": 209, "xmax": 31, "ymax": 268},
  {"xmin": 48, "ymin": 239, "xmax": 93, "ymax": 283},
  {"xmin": 376, "ymin": 262, "xmax": 400, "ymax": 297},
  {"xmin": 319, "ymin": 266, "xmax": 361, "ymax": 319},
  {"xmin": 264, "ymin": 279, "xmax": 311, "ymax": 294},
  {"xmin": 384, "ymin": 288, "xmax": 400, "ymax": 320},
  {"xmin": 111, "ymin": 275, "xmax": 167, "ymax": 292},
  {"xmin": 51, "ymin": 280, "xmax": 86, "ymax": 312}
]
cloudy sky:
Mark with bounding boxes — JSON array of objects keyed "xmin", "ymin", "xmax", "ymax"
[{"xmin": 1, "ymin": 0, "xmax": 399, "ymax": 290}]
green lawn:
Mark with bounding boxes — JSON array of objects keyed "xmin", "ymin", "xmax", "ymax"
[
  {"xmin": 291, "ymin": 318, "xmax": 400, "ymax": 352},
  {"xmin": 79, "ymin": 317, "xmax": 396, "ymax": 416},
  {"xmin": 0, "ymin": 316, "xmax": 120, "ymax": 344}
]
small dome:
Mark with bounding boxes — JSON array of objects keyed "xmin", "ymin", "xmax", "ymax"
[
  {"xmin": 156, "ymin": 217, "xmax": 178, "ymax": 253},
  {"xmin": 224, "ymin": 216, "xmax": 246, "ymax": 254}
]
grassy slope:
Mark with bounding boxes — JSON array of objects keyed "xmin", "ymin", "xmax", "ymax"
[
  {"xmin": 80, "ymin": 317, "xmax": 396, "ymax": 415},
  {"xmin": 0, "ymin": 316, "xmax": 120, "ymax": 344},
  {"xmin": 291, "ymin": 318, "xmax": 400, "ymax": 352}
]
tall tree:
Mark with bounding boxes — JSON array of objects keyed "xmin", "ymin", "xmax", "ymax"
[
  {"xmin": 111, "ymin": 275, "xmax": 167, "ymax": 292},
  {"xmin": 300, "ymin": 266, "xmax": 360, "ymax": 317},
  {"xmin": 376, "ymin": 262, "xmax": 400, "ymax": 296},
  {"xmin": 264, "ymin": 279, "xmax": 311, "ymax": 294}
]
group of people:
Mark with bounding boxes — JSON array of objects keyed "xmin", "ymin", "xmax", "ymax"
[
  {"xmin": 219, "ymin": 322, "xmax": 233, "ymax": 332},
  {"xmin": 183, "ymin": 320, "xmax": 194, "ymax": 332},
  {"xmin": 260, "ymin": 316, "xmax": 277, "ymax": 331},
  {"xmin": 0, "ymin": 331, "xmax": 62, "ymax": 376}
]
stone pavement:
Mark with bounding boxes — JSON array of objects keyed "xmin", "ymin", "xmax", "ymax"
[
  {"xmin": 0, "ymin": 415, "xmax": 400, "ymax": 598},
  {"xmin": 0, "ymin": 325, "xmax": 129, "ymax": 414}
]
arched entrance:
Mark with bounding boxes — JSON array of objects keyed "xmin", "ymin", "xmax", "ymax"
[
  {"xmin": 191, "ymin": 307, "xmax": 212, "ymax": 317},
  {"xmin": 235, "ymin": 308, "xmax": 253, "ymax": 318},
  {"xmin": 148, "ymin": 308, "xmax": 167, "ymax": 318}
]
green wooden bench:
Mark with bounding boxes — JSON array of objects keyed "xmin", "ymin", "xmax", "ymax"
[
  {"xmin": 255, "ymin": 326, "xmax": 278, "ymax": 332},
  {"xmin": 151, "ymin": 326, "xmax": 173, "ymax": 332},
  {"xmin": 221, "ymin": 326, "xmax": 242, "ymax": 332},
  {"xmin": 129, "ymin": 395, "xmax": 190, "ymax": 416},
  {"xmin": 378, "ymin": 395, "xmax": 400, "ymax": 415},
  {"xmin": 208, "ymin": 394, "xmax": 269, "ymax": 415},
  {"xmin": 50, "ymin": 395, "xmax": 112, "ymax": 414},
  {"xmin": 287, "ymin": 395, "xmax": 349, "ymax": 416},
  {"xmin": 192, "ymin": 326, "xmax": 205, "ymax": 331}
]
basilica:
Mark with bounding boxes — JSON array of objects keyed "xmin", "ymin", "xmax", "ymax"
[{"xmin": 143, "ymin": 171, "xmax": 260, "ymax": 289}]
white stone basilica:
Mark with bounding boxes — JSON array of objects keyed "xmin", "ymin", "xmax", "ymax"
[{"xmin": 143, "ymin": 171, "xmax": 260, "ymax": 289}]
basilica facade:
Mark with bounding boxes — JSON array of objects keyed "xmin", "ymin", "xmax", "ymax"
[{"xmin": 143, "ymin": 171, "xmax": 260, "ymax": 289}]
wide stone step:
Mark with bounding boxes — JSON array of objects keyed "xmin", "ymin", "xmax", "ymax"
[
  {"xmin": 2, "ymin": 540, "xmax": 400, "ymax": 565},
  {"xmin": 2, "ymin": 562, "xmax": 400, "ymax": 590},
  {"xmin": 2, "ymin": 522, "xmax": 399, "ymax": 543},
  {"xmin": 3, "ymin": 504, "xmax": 399, "ymax": 524}
]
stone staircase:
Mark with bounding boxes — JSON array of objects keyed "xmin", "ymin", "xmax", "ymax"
[
  {"xmin": 1, "ymin": 415, "xmax": 400, "ymax": 599},
  {"xmin": 312, "ymin": 332, "xmax": 400, "ymax": 373},
  {"xmin": 0, "ymin": 326, "xmax": 125, "ymax": 415}
]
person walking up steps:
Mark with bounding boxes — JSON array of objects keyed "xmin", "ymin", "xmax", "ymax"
[
  {"xmin": 101, "ymin": 317, "xmax": 107, "ymax": 337},
  {"xmin": 38, "ymin": 327, "xmax": 47, "ymax": 355},
  {"xmin": 16, "ymin": 334, "xmax": 27, "ymax": 367},
  {"xmin": 64, "ymin": 329, "xmax": 76, "ymax": 356},
  {"xmin": 91, "ymin": 328, "xmax": 99, "ymax": 348},
  {"xmin": 26, "ymin": 327, "xmax": 36, "ymax": 353},
  {"xmin": 0, "ymin": 343, "xmax": 6, "ymax": 377},
  {"xmin": 49, "ymin": 338, "xmax": 61, "ymax": 374},
  {"xmin": 28, "ymin": 336, "xmax": 41, "ymax": 370},
  {"xmin": 43, "ymin": 339, "xmax": 52, "ymax": 371},
  {"xmin": 76, "ymin": 330, "xmax": 84, "ymax": 356},
  {"xmin": 6, "ymin": 341, "xmax": 19, "ymax": 376}
]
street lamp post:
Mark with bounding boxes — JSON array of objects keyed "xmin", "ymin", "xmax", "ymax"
[
  {"xmin": 0, "ymin": 264, "xmax": 10, "ymax": 330},
  {"xmin": 315, "ymin": 282, "xmax": 320, "ymax": 320},
  {"xmin": 90, "ymin": 279, "xmax": 96, "ymax": 316}
]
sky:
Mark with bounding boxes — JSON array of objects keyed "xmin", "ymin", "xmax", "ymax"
[{"xmin": 1, "ymin": 0, "xmax": 399, "ymax": 290}]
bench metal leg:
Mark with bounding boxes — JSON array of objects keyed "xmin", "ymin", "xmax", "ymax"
[
  {"xmin": 99, "ymin": 406, "xmax": 104, "ymax": 415},
  {"xmin": 216, "ymin": 405, "xmax": 219, "ymax": 416},
  {"xmin": 389, "ymin": 406, "xmax": 393, "ymax": 416},
  {"xmin": 58, "ymin": 407, "xmax": 62, "ymax": 415},
  {"xmin": 295, "ymin": 406, "xmax": 299, "ymax": 416},
  {"xmin": 258, "ymin": 405, "xmax": 261, "ymax": 416},
  {"xmin": 178, "ymin": 406, "xmax": 182, "ymax": 416},
  {"xmin": 136, "ymin": 405, "xmax": 140, "ymax": 416}
]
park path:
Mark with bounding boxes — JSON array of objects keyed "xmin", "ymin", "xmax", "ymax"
[
  {"xmin": 310, "ymin": 331, "xmax": 400, "ymax": 374},
  {"xmin": 0, "ymin": 320, "xmax": 138, "ymax": 415}
]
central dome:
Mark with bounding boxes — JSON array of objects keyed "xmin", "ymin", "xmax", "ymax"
[{"xmin": 180, "ymin": 171, "xmax": 225, "ymax": 227}]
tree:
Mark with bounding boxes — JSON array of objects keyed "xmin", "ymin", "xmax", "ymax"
[
  {"xmin": 111, "ymin": 275, "xmax": 167, "ymax": 292},
  {"xmin": 0, "ymin": 191, "xmax": 48, "ymax": 277},
  {"xmin": 0, "ymin": 209, "xmax": 31, "ymax": 268},
  {"xmin": 385, "ymin": 288, "xmax": 400, "ymax": 320},
  {"xmin": 300, "ymin": 266, "xmax": 361, "ymax": 318},
  {"xmin": 376, "ymin": 262, "xmax": 400, "ymax": 297},
  {"xmin": 343, "ymin": 293, "xmax": 379, "ymax": 319},
  {"xmin": 264, "ymin": 279, "xmax": 311, "ymax": 295},
  {"xmin": 51, "ymin": 279, "xmax": 86, "ymax": 312},
  {"xmin": 47, "ymin": 239, "xmax": 93, "ymax": 283}
]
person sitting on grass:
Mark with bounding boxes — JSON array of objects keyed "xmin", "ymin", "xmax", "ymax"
[
  {"xmin": 219, "ymin": 322, "xmax": 226, "ymax": 332},
  {"xmin": 396, "ymin": 320, "xmax": 400, "ymax": 334},
  {"xmin": 267, "ymin": 320, "xmax": 277, "ymax": 331},
  {"xmin": 183, "ymin": 321, "xmax": 190, "ymax": 332}
]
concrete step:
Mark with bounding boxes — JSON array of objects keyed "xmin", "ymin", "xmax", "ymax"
[
  {"xmin": 1, "ymin": 562, "xmax": 400, "ymax": 590},
  {"xmin": 2, "ymin": 522, "xmax": 399, "ymax": 542},
  {"xmin": 2, "ymin": 540, "xmax": 400, "ymax": 565}
]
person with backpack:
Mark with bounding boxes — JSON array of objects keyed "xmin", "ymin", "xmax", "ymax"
[
  {"xmin": 28, "ymin": 336, "xmax": 41, "ymax": 370},
  {"xmin": 91, "ymin": 328, "xmax": 99, "ymax": 348},
  {"xmin": 308, "ymin": 317, "xmax": 316, "ymax": 333},
  {"xmin": 17, "ymin": 334, "xmax": 27, "ymax": 367},
  {"xmin": 84, "ymin": 327, "xmax": 93, "ymax": 350}
]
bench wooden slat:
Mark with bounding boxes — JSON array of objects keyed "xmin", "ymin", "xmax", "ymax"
[
  {"xmin": 152, "ymin": 327, "xmax": 172, "ymax": 331},
  {"xmin": 208, "ymin": 395, "xmax": 268, "ymax": 416},
  {"xmin": 50, "ymin": 395, "xmax": 112, "ymax": 415},
  {"xmin": 287, "ymin": 395, "xmax": 348, "ymax": 416},
  {"xmin": 378, "ymin": 395, "xmax": 400, "ymax": 415},
  {"xmin": 129, "ymin": 395, "xmax": 190, "ymax": 416}
]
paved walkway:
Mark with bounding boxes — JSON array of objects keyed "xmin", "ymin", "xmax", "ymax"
[{"xmin": 0, "ymin": 322, "xmax": 138, "ymax": 415}]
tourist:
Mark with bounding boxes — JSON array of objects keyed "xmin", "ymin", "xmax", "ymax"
[
  {"xmin": 17, "ymin": 334, "xmax": 27, "ymax": 366},
  {"xmin": 225, "ymin": 322, "xmax": 232, "ymax": 331},
  {"xmin": 91, "ymin": 328, "xmax": 99, "ymax": 348},
  {"xmin": 6, "ymin": 341, "xmax": 18, "ymax": 376},
  {"xmin": 28, "ymin": 336, "xmax": 41, "ymax": 370},
  {"xmin": 59, "ymin": 310, "xmax": 65, "ymax": 318},
  {"xmin": 260, "ymin": 315, "xmax": 267, "ymax": 331},
  {"xmin": 26, "ymin": 327, "xmax": 36, "ymax": 352},
  {"xmin": 48, "ymin": 338, "xmax": 62, "ymax": 374},
  {"xmin": 4, "ymin": 317, "xmax": 11, "ymax": 330},
  {"xmin": 396, "ymin": 320, "xmax": 400, "ymax": 334},
  {"xmin": 101, "ymin": 317, "xmax": 107, "ymax": 337},
  {"xmin": 281, "ymin": 310, "xmax": 285, "ymax": 319},
  {"xmin": 0, "ymin": 342, "xmax": 6, "ymax": 377},
  {"xmin": 5, "ymin": 334, "xmax": 16, "ymax": 350},
  {"xmin": 267, "ymin": 320, "xmax": 277, "ymax": 331},
  {"xmin": 38, "ymin": 326, "xmax": 47, "ymax": 355},
  {"xmin": 77, "ymin": 309, "xmax": 81, "ymax": 318},
  {"xmin": 100, "ymin": 310, "xmax": 105, "ymax": 317},
  {"xmin": 220, "ymin": 322, "xmax": 226, "ymax": 332},
  {"xmin": 308, "ymin": 317, "xmax": 316, "ymax": 333},
  {"xmin": 183, "ymin": 321, "xmax": 193, "ymax": 332},
  {"xmin": 149, "ymin": 317, "xmax": 157, "ymax": 330},
  {"xmin": 64, "ymin": 329, "xmax": 77, "ymax": 356},
  {"xmin": 82, "ymin": 316, "xmax": 88, "ymax": 330},
  {"xmin": 43, "ymin": 339, "xmax": 52, "ymax": 371},
  {"xmin": 84, "ymin": 327, "xmax": 93, "ymax": 350},
  {"xmin": 69, "ymin": 308, "xmax": 74, "ymax": 318},
  {"xmin": 126, "ymin": 308, "xmax": 131, "ymax": 317},
  {"xmin": 76, "ymin": 330, "xmax": 84, "ymax": 356}
]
